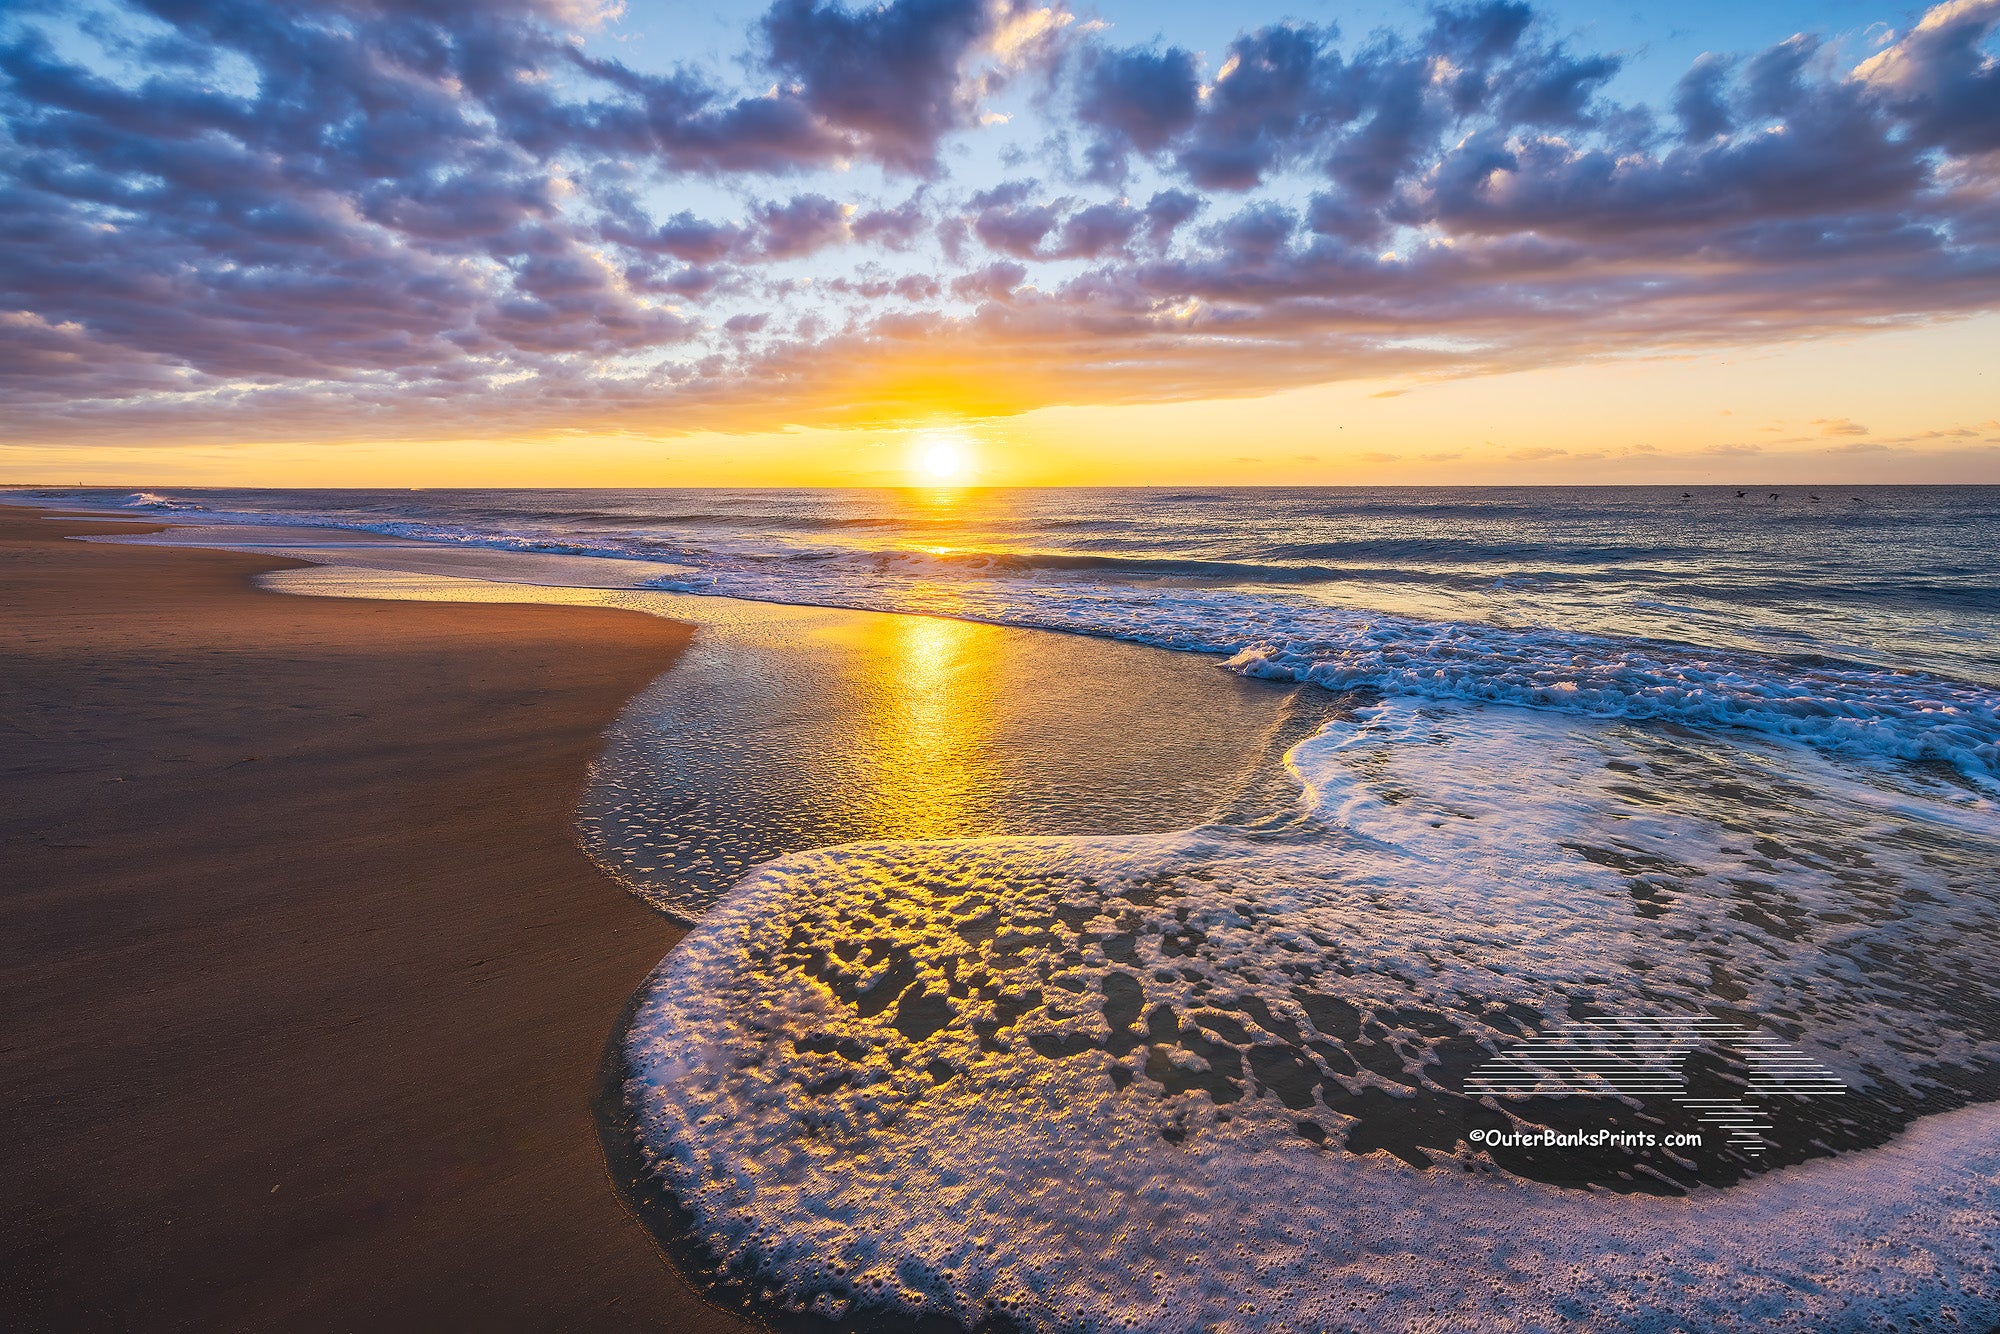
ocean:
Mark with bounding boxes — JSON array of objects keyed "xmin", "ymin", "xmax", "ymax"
[
  {"xmin": 61, "ymin": 483, "xmax": 2000, "ymax": 684},
  {"xmin": 21, "ymin": 483, "xmax": 2000, "ymax": 1330}
]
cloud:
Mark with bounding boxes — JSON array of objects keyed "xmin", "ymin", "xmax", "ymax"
[
  {"xmin": 1052, "ymin": 202, "xmax": 1142, "ymax": 258},
  {"xmin": 971, "ymin": 185, "xmax": 1064, "ymax": 256},
  {"xmin": 1075, "ymin": 44, "xmax": 1202, "ymax": 175},
  {"xmin": 851, "ymin": 193, "xmax": 930, "ymax": 247},
  {"xmin": 604, "ymin": 193, "xmax": 857, "ymax": 262},
  {"xmin": 1812, "ymin": 417, "xmax": 1871, "ymax": 437},
  {"xmin": 950, "ymin": 260, "xmax": 1029, "ymax": 302},
  {"xmin": 636, "ymin": 212, "xmax": 751, "ymax": 263},
  {"xmin": 1173, "ymin": 23, "xmax": 1339, "ymax": 191},
  {"xmin": 967, "ymin": 186, "xmax": 1146, "ymax": 260},
  {"xmin": 1142, "ymin": 189, "xmax": 1202, "ymax": 248},
  {"xmin": 1673, "ymin": 53, "xmax": 1736, "ymax": 141},
  {"xmin": 1209, "ymin": 203, "xmax": 1296, "ymax": 263},
  {"xmin": 761, "ymin": 0, "xmax": 1068, "ymax": 173},
  {"xmin": 753, "ymin": 193, "xmax": 854, "ymax": 258},
  {"xmin": 2, "ymin": 0, "xmax": 2000, "ymax": 445},
  {"xmin": 1853, "ymin": 0, "xmax": 2000, "ymax": 153}
]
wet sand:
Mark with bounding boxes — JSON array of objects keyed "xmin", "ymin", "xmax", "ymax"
[{"xmin": 0, "ymin": 508, "xmax": 751, "ymax": 1331}]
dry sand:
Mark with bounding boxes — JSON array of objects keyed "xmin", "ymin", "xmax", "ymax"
[{"xmin": 0, "ymin": 508, "xmax": 754, "ymax": 1331}]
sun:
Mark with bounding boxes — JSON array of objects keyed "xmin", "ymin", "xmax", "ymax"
[{"xmin": 917, "ymin": 435, "xmax": 969, "ymax": 482}]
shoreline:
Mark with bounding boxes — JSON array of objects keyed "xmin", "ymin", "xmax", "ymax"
[{"xmin": 0, "ymin": 507, "xmax": 754, "ymax": 1330}]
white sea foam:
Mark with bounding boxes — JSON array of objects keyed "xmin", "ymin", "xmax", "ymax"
[
  {"xmin": 621, "ymin": 699, "xmax": 2000, "ymax": 1331},
  {"xmin": 125, "ymin": 490, "xmax": 202, "ymax": 511}
]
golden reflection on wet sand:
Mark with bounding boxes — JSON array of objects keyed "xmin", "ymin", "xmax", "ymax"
[{"xmin": 847, "ymin": 611, "xmax": 1001, "ymax": 836}]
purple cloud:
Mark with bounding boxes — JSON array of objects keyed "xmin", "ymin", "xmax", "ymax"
[
  {"xmin": 950, "ymin": 259, "xmax": 1029, "ymax": 302},
  {"xmin": 1052, "ymin": 202, "xmax": 1143, "ymax": 258},
  {"xmin": 762, "ymin": 0, "xmax": 1066, "ymax": 173},
  {"xmin": 1142, "ymin": 189, "xmax": 1203, "ymax": 248},
  {"xmin": 852, "ymin": 194, "xmax": 931, "ymax": 246},
  {"xmin": 753, "ymin": 193, "xmax": 853, "ymax": 258},
  {"xmin": 1076, "ymin": 44, "xmax": 1201, "ymax": 177},
  {"xmin": 973, "ymin": 192, "xmax": 1063, "ymax": 257},
  {"xmin": 1854, "ymin": 0, "xmax": 2000, "ymax": 152}
]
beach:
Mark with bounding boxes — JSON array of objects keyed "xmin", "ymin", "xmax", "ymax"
[
  {"xmin": 4, "ymin": 488, "xmax": 1997, "ymax": 1332},
  {"xmin": 0, "ymin": 508, "xmax": 750, "ymax": 1331}
]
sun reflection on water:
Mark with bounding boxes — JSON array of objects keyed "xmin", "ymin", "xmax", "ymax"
[{"xmin": 850, "ymin": 612, "xmax": 1002, "ymax": 836}]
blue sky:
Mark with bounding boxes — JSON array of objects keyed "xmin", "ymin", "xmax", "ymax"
[{"xmin": 599, "ymin": 0, "xmax": 1932, "ymax": 112}]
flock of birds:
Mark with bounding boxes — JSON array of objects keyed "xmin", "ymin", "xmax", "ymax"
[{"xmin": 1679, "ymin": 490, "xmax": 1857, "ymax": 504}]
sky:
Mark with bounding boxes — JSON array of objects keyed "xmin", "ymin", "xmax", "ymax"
[{"xmin": 1, "ymin": 0, "xmax": 1998, "ymax": 486}]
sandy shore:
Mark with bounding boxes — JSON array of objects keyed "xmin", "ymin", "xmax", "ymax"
[{"xmin": 0, "ymin": 508, "xmax": 752, "ymax": 1331}]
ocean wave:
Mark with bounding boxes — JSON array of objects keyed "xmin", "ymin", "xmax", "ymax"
[
  {"xmin": 1224, "ymin": 617, "xmax": 2000, "ymax": 785},
  {"xmin": 124, "ymin": 491, "xmax": 205, "ymax": 511},
  {"xmin": 800, "ymin": 544, "xmax": 1657, "ymax": 583},
  {"xmin": 1261, "ymin": 538, "xmax": 1697, "ymax": 565},
  {"xmin": 858, "ymin": 547, "xmax": 1380, "ymax": 582}
]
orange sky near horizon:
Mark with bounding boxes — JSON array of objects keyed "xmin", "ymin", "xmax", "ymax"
[{"xmin": 6, "ymin": 312, "xmax": 1996, "ymax": 488}]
